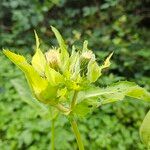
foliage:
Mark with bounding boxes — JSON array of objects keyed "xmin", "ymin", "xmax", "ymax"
[
  {"xmin": 0, "ymin": 52, "xmax": 149, "ymax": 150},
  {"xmin": 0, "ymin": 0, "xmax": 59, "ymax": 48},
  {"xmin": 0, "ymin": 0, "xmax": 150, "ymax": 149},
  {"xmin": 2, "ymin": 26, "xmax": 150, "ymax": 149}
]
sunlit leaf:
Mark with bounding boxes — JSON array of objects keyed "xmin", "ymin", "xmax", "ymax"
[
  {"xmin": 80, "ymin": 81, "xmax": 150, "ymax": 103},
  {"xmin": 3, "ymin": 50, "xmax": 47, "ymax": 94},
  {"xmin": 51, "ymin": 26, "xmax": 69, "ymax": 58}
]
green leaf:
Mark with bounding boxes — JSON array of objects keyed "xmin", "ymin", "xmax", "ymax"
[
  {"xmin": 3, "ymin": 50, "xmax": 57, "ymax": 103},
  {"xmin": 74, "ymin": 81, "xmax": 150, "ymax": 117},
  {"xmin": 140, "ymin": 110, "xmax": 150, "ymax": 147},
  {"xmin": 45, "ymin": 64, "xmax": 64, "ymax": 86},
  {"xmin": 51, "ymin": 26, "xmax": 68, "ymax": 57},
  {"xmin": 3, "ymin": 50, "xmax": 47, "ymax": 94},
  {"xmin": 81, "ymin": 81, "xmax": 150, "ymax": 104},
  {"xmin": 73, "ymin": 98, "xmax": 98, "ymax": 117},
  {"xmin": 11, "ymin": 78, "xmax": 58, "ymax": 120},
  {"xmin": 31, "ymin": 31, "xmax": 46, "ymax": 76}
]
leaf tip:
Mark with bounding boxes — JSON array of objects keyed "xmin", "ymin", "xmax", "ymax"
[
  {"xmin": 34, "ymin": 30, "xmax": 40, "ymax": 50},
  {"xmin": 51, "ymin": 25, "xmax": 57, "ymax": 32},
  {"xmin": 108, "ymin": 51, "xmax": 114, "ymax": 59},
  {"xmin": 3, "ymin": 49, "xmax": 11, "ymax": 57}
]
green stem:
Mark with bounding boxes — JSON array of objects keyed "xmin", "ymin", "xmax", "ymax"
[
  {"xmin": 71, "ymin": 91, "xmax": 78, "ymax": 110},
  {"xmin": 70, "ymin": 91, "xmax": 84, "ymax": 150},
  {"xmin": 55, "ymin": 103, "xmax": 70, "ymax": 114},
  {"xmin": 70, "ymin": 119, "xmax": 85, "ymax": 150},
  {"xmin": 51, "ymin": 119, "xmax": 55, "ymax": 150}
]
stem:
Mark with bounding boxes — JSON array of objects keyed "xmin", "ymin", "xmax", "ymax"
[
  {"xmin": 71, "ymin": 91, "xmax": 78, "ymax": 110},
  {"xmin": 49, "ymin": 100, "xmax": 70, "ymax": 114},
  {"xmin": 51, "ymin": 119, "xmax": 55, "ymax": 150},
  {"xmin": 70, "ymin": 91, "xmax": 84, "ymax": 150},
  {"xmin": 70, "ymin": 119, "xmax": 85, "ymax": 150},
  {"xmin": 55, "ymin": 103, "xmax": 70, "ymax": 114}
]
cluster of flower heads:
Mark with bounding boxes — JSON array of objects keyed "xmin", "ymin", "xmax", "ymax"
[{"xmin": 3, "ymin": 26, "xmax": 113, "ymax": 106}]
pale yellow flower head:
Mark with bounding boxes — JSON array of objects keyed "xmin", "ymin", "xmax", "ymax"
[
  {"xmin": 45, "ymin": 49, "xmax": 60, "ymax": 70},
  {"xmin": 81, "ymin": 51, "xmax": 95, "ymax": 61}
]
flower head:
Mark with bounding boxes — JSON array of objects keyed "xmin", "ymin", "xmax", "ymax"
[
  {"xmin": 45, "ymin": 49, "xmax": 60, "ymax": 70},
  {"xmin": 81, "ymin": 51, "xmax": 95, "ymax": 61},
  {"xmin": 80, "ymin": 51, "xmax": 96, "ymax": 76}
]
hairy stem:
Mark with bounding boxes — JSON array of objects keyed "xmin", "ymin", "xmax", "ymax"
[
  {"xmin": 51, "ymin": 119, "xmax": 55, "ymax": 150},
  {"xmin": 70, "ymin": 119, "xmax": 85, "ymax": 150}
]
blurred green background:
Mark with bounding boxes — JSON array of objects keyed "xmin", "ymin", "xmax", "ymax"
[{"xmin": 0, "ymin": 0, "xmax": 150, "ymax": 149}]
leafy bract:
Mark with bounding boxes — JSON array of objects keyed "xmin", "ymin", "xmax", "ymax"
[
  {"xmin": 11, "ymin": 78, "xmax": 58, "ymax": 120},
  {"xmin": 45, "ymin": 64, "xmax": 64, "ymax": 86},
  {"xmin": 11, "ymin": 78, "xmax": 49, "ymax": 115},
  {"xmin": 3, "ymin": 50, "xmax": 56, "ymax": 103},
  {"xmin": 69, "ymin": 51, "xmax": 80, "ymax": 80},
  {"xmin": 87, "ymin": 61, "xmax": 100, "ymax": 83},
  {"xmin": 31, "ymin": 31, "xmax": 46, "ymax": 76},
  {"xmin": 87, "ymin": 52, "xmax": 113, "ymax": 83},
  {"xmin": 51, "ymin": 26, "xmax": 70, "ymax": 73},
  {"xmin": 3, "ymin": 50, "xmax": 46, "ymax": 92},
  {"xmin": 51, "ymin": 26, "xmax": 68, "ymax": 57},
  {"xmin": 100, "ymin": 52, "xmax": 113, "ymax": 70},
  {"xmin": 74, "ymin": 81, "xmax": 150, "ymax": 117},
  {"xmin": 140, "ymin": 110, "xmax": 150, "ymax": 147}
]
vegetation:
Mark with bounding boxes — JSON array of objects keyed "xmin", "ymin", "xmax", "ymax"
[{"xmin": 0, "ymin": 0, "xmax": 150, "ymax": 149}]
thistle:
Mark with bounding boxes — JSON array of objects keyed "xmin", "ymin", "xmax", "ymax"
[{"xmin": 3, "ymin": 26, "xmax": 150, "ymax": 150}]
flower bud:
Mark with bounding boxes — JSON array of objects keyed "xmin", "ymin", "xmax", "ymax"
[
  {"xmin": 45, "ymin": 49, "xmax": 60, "ymax": 71},
  {"xmin": 80, "ymin": 51, "xmax": 95, "ymax": 76}
]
